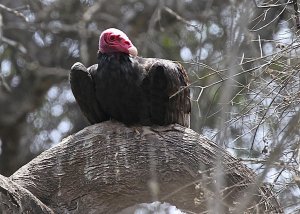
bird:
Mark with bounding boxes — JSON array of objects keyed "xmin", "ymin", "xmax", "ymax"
[{"xmin": 70, "ymin": 28, "xmax": 191, "ymax": 127}]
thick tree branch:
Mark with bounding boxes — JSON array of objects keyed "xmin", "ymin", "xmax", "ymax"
[
  {"xmin": 0, "ymin": 175, "xmax": 53, "ymax": 213},
  {"xmin": 0, "ymin": 121, "xmax": 282, "ymax": 213}
]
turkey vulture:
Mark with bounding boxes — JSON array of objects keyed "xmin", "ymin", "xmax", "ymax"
[{"xmin": 70, "ymin": 28, "xmax": 190, "ymax": 127}]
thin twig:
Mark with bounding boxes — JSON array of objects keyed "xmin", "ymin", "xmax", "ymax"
[
  {"xmin": 293, "ymin": 0, "xmax": 300, "ymax": 28},
  {"xmin": 0, "ymin": 4, "xmax": 28, "ymax": 22}
]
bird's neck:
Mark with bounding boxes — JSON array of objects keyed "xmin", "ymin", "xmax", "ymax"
[
  {"xmin": 97, "ymin": 51, "xmax": 133, "ymax": 64},
  {"xmin": 98, "ymin": 51, "xmax": 129, "ymax": 58}
]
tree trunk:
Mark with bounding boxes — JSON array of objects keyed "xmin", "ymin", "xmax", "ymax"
[{"xmin": 0, "ymin": 121, "xmax": 282, "ymax": 213}]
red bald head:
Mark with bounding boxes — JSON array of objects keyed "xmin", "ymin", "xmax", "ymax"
[{"xmin": 99, "ymin": 28, "xmax": 138, "ymax": 57}]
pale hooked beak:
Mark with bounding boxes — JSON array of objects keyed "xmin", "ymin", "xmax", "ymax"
[{"xmin": 128, "ymin": 46, "xmax": 138, "ymax": 57}]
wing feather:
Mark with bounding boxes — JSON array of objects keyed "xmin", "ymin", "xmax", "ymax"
[
  {"xmin": 142, "ymin": 59, "xmax": 191, "ymax": 127},
  {"xmin": 70, "ymin": 62, "xmax": 108, "ymax": 124}
]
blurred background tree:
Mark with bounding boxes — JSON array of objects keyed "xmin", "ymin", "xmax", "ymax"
[{"xmin": 0, "ymin": 0, "xmax": 299, "ymax": 212}]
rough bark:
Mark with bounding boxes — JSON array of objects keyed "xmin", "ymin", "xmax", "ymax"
[
  {"xmin": 0, "ymin": 175, "xmax": 54, "ymax": 213},
  {"xmin": 0, "ymin": 121, "xmax": 282, "ymax": 213}
]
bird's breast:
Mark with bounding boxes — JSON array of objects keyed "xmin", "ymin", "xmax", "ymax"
[{"xmin": 93, "ymin": 59, "xmax": 145, "ymax": 124}]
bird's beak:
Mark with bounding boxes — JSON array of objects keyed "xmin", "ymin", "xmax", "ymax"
[{"xmin": 128, "ymin": 46, "xmax": 138, "ymax": 57}]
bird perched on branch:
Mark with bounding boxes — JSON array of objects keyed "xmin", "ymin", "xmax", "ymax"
[{"xmin": 70, "ymin": 28, "xmax": 190, "ymax": 127}]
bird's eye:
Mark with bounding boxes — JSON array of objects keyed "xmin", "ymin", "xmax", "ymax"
[{"xmin": 110, "ymin": 35, "xmax": 116, "ymax": 41}]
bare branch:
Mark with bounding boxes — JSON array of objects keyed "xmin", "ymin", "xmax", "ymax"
[{"xmin": 0, "ymin": 4, "xmax": 28, "ymax": 22}]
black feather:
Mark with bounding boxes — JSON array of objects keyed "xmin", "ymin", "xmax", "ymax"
[
  {"xmin": 70, "ymin": 52, "xmax": 191, "ymax": 127},
  {"xmin": 70, "ymin": 62, "xmax": 108, "ymax": 124}
]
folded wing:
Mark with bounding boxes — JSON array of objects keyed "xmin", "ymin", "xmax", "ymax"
[
  {"xmin": 142, "ymin": 59, "xmax": 191, "ymax": 127},
  {"xmin": 70, "ymin": 62, "xmax": 108, "ymax": 124}
]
